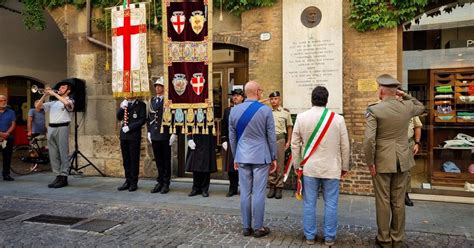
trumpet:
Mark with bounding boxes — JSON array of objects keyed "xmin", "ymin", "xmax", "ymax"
[{"xmin": 31, "ymin": 85, "xmax": 57, "ymax": 94}]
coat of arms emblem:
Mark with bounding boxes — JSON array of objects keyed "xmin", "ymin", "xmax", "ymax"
[
  {"xmin": 191, "ymin": 73, "xmax": 206, "ymax": 95},
  {"xmin": 189, "ymin": 11, "xmax": 205, "ymax": 35},
  {"xmin": 172, "ymin": 74, "xmax": 188, "ymax": 96},
  {"xmin": 171, "ymin": 11, "xmax": 186, "ymax": 34}
]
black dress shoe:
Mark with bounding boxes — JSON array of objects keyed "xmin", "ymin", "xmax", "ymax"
[
  {"xmin": 128, "ymin": 184, "xmax": 138, "ymax": 192},
  {"xmin": 188, "ymin": 190, "xmax": 201, "ymax": 197},
  {"xmin": 242, "ymin": 228, "xmax": 253, "ymax": 237},
  {"xmin": 202, "ymin": 191, "xmax": 209, "ymax": 197},
  {"xmin": 160, "ymin": 185, "xmax": 170, "ymax": 194},
  {"xmin": 405, "ymin": 193, "xmax": 414, "ymax": 207},
  {"xmin": 117, "ymin": 181, "xmax": 130, "ymax": 191},
  {"xmin": 275, "ymin": 188, "xmax": 283, "ymax": 199},
  {"xmin": 253, "ymin": 227, "xmax": 270, "ymax": 238},
  {"xmin": 226, "ymin": 189, "xmax": 238, "ymax": 197},
  {"xmin": 48, "ymin": 176, "xmax": 60, "ymax": 188},
  {"xmin": 52, "ymin": 176, "xmax": 68, "ymax": 188},
  {"xmin": 267, "ymin": 187, "xmax": 275, "ymax": 198},
  {"xmin": 150, "ymin": 183, "xmax": 162, "ymax": 193},
  {"xmin": 3, "ymin": 175, "xmax": 14, "ymax": 181}
]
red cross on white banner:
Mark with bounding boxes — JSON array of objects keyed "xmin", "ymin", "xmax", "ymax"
[
  {"xmin": 112, "ymin": 8, "xmax": 147, "ymax": 93},
  {"xmin": 191, "ymin": 73, "xmax": 205, "ymax": 95},
  {"xmin": 171, "ymin": 11, "xmax": 186, "ymax": 34}
]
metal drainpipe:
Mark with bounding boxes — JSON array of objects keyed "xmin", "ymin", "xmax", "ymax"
[{"xmin": 86, "ymin": 0, "xmax": 111, "ymax": 50}]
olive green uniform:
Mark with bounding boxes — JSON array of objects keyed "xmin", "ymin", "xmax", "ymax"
[
  {"xmin": 363, "ymin": 94, "xmax": 424, "ymax": 247},
  {"xmin": 268, "ymin": 107, "xmax": 293, "ymax": 189}
]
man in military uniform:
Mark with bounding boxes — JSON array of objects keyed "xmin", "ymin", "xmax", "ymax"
[
  {"xmin": 116, "ymin": 97, "xmax": 147, "ymax": 192},
  {"xmin": 221, "ymin": 88, "xmax": 245, "ymax": 197},
  {"xmin": 363, "ymin": 74, "xmax": 425, "ymax": 248},
  {"xmin": 267, "ymin": 91, "xmax": 293, "ymax": 199},
  {"xmin": 148, "ymin": 77, "xmax": 177, "ymax": 194},
  {"xmin": 405, "ymin": 116, "xmax": 422, "ymax": 206}
]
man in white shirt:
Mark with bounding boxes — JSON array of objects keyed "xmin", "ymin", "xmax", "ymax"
[{"xmin": 36, "ymin": 81, "xmax": 75, "ymax": 188}]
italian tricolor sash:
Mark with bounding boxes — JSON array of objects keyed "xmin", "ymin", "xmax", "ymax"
[
  {"xmin": 300, "ymin": 108, "xmax": 335, "ymax": 166},
  {"xmin": 295, "ymin": 108, "xmax": 335, "ymax": 200}
]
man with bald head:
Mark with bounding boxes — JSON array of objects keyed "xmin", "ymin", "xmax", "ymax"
[
  {"xmin": 0, "ymin": 95, "xmax": 16, "ymax": 181},
  {"xmin": 364, "ymin": 74, "xmax": 425, "ymax": 247},
  {"xmin": 229, "ymin": 80, "xmax": 277, "ymax": 238}
]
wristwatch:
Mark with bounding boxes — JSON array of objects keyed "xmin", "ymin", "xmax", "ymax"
[{"xmin": 415, "ymin": 141, "xmax": 420, "ymax": 145}]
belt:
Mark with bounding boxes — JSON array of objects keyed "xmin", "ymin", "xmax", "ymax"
[
  {"xmin": 49, "ymin": 122, "xmax": 70, "ymax": 127},
  {"xmin": 276, "ymin": 133, "xmax": 286, "ymax": 140}
]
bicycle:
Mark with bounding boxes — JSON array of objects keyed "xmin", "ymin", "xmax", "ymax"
[{"xmin": 11, "ymin": 135, "xmax": 50, "ymax": 175}]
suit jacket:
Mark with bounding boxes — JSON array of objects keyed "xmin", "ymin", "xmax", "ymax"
[
  {"xmin": 291, "ymin": 106, "xmax": 350, "ymax": 179},
  {"xmin": 147, "ymin": 96, "xmax": 171, "ymax": 141},
  {"xmin": 117, "ymin": 100, "xmax": 147, "ymax": 141},
  {"xmin": 363, "ymin": 94, "xmax": 425, "ymax": 173},
  {"xmin": 229, "ymin": 99, "xmax": 277, "ymax": 165}
]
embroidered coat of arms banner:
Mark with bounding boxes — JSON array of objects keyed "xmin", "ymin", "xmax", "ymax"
[
  {"xmin": 111, "ymin": 3, "xmax": 150, "ymax": 98},
  {"xmin": 161, "ymin": 0, "xmax": 214, "ymax": 135}
]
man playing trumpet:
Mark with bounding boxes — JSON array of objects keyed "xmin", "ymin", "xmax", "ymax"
[{"xmin": 36, "ymin": 82, "xmax": 75, "ymax": 188}]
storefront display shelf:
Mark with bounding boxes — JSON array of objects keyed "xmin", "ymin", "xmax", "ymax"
[{"xmin": 430, "ymin": 68, "xmax": 474, "ymax": 187}]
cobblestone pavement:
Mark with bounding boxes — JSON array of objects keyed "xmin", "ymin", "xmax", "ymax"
[{"xmin": 0, "ymin": 196, "xmax": 472, "ymax": 248}]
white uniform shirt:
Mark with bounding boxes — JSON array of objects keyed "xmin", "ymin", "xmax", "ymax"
[{"xmin": 43, "ymin": 97, "xmax": 74, "ymax": 124}]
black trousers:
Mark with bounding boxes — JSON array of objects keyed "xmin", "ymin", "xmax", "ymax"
[
  {"xmin": 151, "ymin": 140, "xmax": 171, "ymax": 186},
  {"xmin": 192, "ymin": 171, "xmax": 210, "ymax": 193},
  {"xmin": 120, "ymin": 139, "xmax": 141, "ymax": 184},
  {"xmin": 2, "ymin": 137, "xmax": 13, "ymax": 176},
  {"xmin": 228, "ymin": 171, "xmax": 239, "ymax": 191}
]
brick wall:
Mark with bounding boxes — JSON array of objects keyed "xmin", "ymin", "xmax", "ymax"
[{"xmin": 48, "ymin": 1, "xmax": 403, "ymax": 195}]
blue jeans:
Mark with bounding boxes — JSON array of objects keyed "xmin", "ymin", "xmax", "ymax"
[
  {"xmin": 303, "ymin": 176, "xmax": 340, "ymax": 241},
  {"xmin": 238, "ymin": 163, "xmax": 269, "ymax": 230}
]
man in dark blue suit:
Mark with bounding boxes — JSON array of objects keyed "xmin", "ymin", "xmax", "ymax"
[
  {"xmin": 148, "ymin": 77, "xmax": 176, "ymax": 194},
  {"xmin": 117, "ymin": 97, "xmax": 147, "ymax": 192}
]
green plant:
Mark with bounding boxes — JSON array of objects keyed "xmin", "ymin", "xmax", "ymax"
[
  {"xmin": 19, "ymin": 0, "xmax": 276, "ymax": 31},
  {"xmin": 349, "ymin": 0, "xmax": 429, "ymax": 32},
  {"xmin": 213, "ymin": 0, "xmax": 277, "ymax": 16}
]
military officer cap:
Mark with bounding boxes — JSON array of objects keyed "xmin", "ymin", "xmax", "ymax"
[
  {"xmin": 229, "ymin": 89, "xmax": 245, "ymax": 97},
  {"xmin": 269, "ymin": 91, "xmax": 280, "ymax": 98},
  {"xmin": 376, "ymin": 74, "xmax": 401, "ymax": 88},
  {"xmin": 153, "ymin": 76, "xmax": 164, "ymax": 86}
]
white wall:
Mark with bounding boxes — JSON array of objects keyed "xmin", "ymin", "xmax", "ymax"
[{"xmin": 0, "ymin": 0, "xmax": 66, "ymax": 84}]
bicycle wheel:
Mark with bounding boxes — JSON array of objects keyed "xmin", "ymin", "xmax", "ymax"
[{"xmin": 11, "ymin": 145, "xmax": 35, "ymax": 175}]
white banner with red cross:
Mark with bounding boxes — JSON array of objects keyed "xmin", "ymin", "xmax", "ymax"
[{"xmin": 111, "ymin": 2, "xmax": 150, "ymax": 98}]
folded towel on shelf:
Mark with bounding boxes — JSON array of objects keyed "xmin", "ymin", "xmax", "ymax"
[
  {"xmin": 436, "ymin": 86, "xmax": 453, "ymax": 93},
  {"xmin": 434, "ymin": 94, "xmax": 454, "ymax": 99},
  {"xmin": 442, "ymin": 161, "xmax": 461, "ymax": 173}
]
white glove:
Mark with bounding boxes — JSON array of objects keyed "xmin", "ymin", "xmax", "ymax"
[
  {"xmin": 222, "ymin": 141, "xmax": 228, "ymax": 151},
  {"xmin": 147, "ymin": 132, "xmax": 152, "ymax": 143},
  {"xmin": 169, "ymin": 134, "xmax": 177, "ymax": 146},
  {"xmin": 188, "ymin": 139, "xmax": 196, "ymax": 150},
  {"xmin": 120, "ymin": 100, "xmax": 128, "ymax": 109},
  {"xmin": 122, "ymin": 126, "xmax": 130, "ymax": 133}
]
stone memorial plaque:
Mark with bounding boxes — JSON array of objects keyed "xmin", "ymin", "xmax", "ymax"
[{"xmin": 283, "ymin": 0, "xmax": 343, "ymax": 114}]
